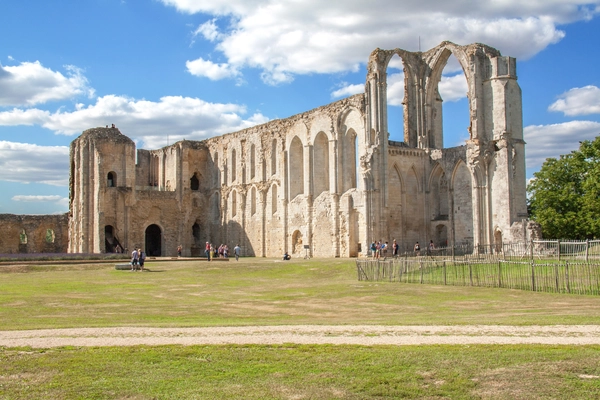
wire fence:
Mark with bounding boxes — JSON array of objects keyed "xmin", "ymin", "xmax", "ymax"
[
  {"xmin": 356, "ymin": 258, "xmax": 600, "ymax": 296},
  {"xmin": 379, "ymin": 240, "xmax": 600, "ymax": 262}
]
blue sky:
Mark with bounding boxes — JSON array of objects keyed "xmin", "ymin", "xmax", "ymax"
[{"xmin": 1, "ymin": 0, "xmax": 599, "ymax": 215}]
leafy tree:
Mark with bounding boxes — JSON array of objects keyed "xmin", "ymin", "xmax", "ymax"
[{"xmin": 527, "ymin": 135, "xmax": 600, "ymax": 239}]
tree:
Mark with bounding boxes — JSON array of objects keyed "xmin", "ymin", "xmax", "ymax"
[{"xmin": 527, "ymin": 135, "xmax": 600, "ymax": 239}]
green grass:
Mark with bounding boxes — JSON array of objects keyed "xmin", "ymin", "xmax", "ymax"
[
  {"xmin": 2, "ymin": 257, "xmax": 600, "ymax": 399},
  {"xmin": 2, "ymin": 258, "xmax": 600, "ymax": 329},
  {"xmin": 1, "ymin": 345, "xmax": 600, "ymax": 399}
]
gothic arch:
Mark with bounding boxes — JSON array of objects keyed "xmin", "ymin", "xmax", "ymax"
[{"xmin": 288, "ymin": 135, "xmax": 304, "ymax": 199}]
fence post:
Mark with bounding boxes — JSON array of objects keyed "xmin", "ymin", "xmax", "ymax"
[
  {"xmin": 530, "ymin": 239, "xmax": 534, "ymax": 261},
  {"xmin": 565, "ymin": 261, "xmax": 570, "ymax": 294},
  {"xmin": 555, "ymin": 263, "xmax": 559, "ymax": 293},
  {"xmin": 498, "ymin": 261, "xmax": 502, "ymax": 288},
  {"xmin": 420, "ymin": 260, "xmax": 424, "ymax": 284},
  {"xmin": 531, "ymin": 260, "xmax": 536, "ymax": 292},
  {"xmin": 586, "ymin": 239, "xmax": 590, "ymax": 263},
  {"xmin": 443, "ymin": 261, "xmax": 447, "ymax": 285},
  {"xmin": 469, "ymin": 263, "xmax": 473, "ymax": 286},
  {"xmin": 557, "ymin": 240, "xmax": 561, "ymax": 262}
]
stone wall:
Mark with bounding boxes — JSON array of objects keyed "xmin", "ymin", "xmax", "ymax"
[
  {"xmin": 66, "ymin": 42, "xmax": 531, "ymax": 257},
  {"xmin": 0, "ymin": 214, "xmax": 69, "ymax": 254}
]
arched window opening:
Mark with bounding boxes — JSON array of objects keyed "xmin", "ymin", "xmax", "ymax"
[
  {"xmin": 19, "ymin": 229, "xmax": 27, "ymax": 244},
  {"xmin": 231, "ymin": 190, "xmax": 237, "ymax": 217},
  {"xmin": 341, "ymin": 130, "xmax": 357, "ymax": 193},
  {"xmin": 313, "ymin": 132, "xmax": 329, "ymax": 197},
  {"xmin": 251, "ymin": 187, "xmax": 257, "ymax": 216},
  {"xmin": 211, "ymin": 193, "xmax": 221, "ymax": 223},
  {"xmin": 145, "ymin": 224, "xmax": 162, "ymax": 256},
  {"xmin": 250, "ymin": 144, "xmax": 256, "ymax": 180},
  {"xmin": 213, "ymin": 152, "xmax": 220, "ymax": 187},
  {"xmin": 440, "ymin": 54, "xmax": 469, "ymax": 148},
  {"xmin": 231, "ymin": 149, "xmax": 237, "ymax": 183},
  {"xmin": 271, "ymin": 139, "xmax": 277, "ymax": 176},
  {"xmin": 289, "ymin": 136, "xmax": 304, "ymax": 199},
  {"xmin": 45, "ymin": 229, "xmax": 55, "ymax": 243},
  {"xmin": 107, "ymin": 171, "xmax": 116, "ymax": 187},
  {"xmin": 292, "ymin": 230, "xmax": 303, "ymax": 255},
  {"xmin": 271, "ymin": 184, "xmax": 278, "ymax": 215},
  {"xmin": 192, "ymin": 222, "xmax": 201, "ymax": 241},
  {"xmin": 385, "ymin": 54, "xmax": 407, "ymax": 144},
  {"xmin": 190, "ymin": 173, "xmax": 200, "ymax": 191}
]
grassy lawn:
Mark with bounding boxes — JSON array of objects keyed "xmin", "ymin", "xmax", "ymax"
[{"xmin": 2, "ymin": 257, "xmax": 600, "ymax": 399}]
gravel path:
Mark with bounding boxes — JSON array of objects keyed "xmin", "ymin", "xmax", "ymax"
[{"xmin": 2, "ymin": 325, "xmax": 600, "ymax": 348}]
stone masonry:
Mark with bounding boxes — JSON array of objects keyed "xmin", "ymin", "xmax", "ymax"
[{"xmin": 66, "ymin": 42, "xmax": 530, "ymax": 257}]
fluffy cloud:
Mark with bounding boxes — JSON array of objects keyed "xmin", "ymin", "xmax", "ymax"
[
  {"xmin": 331, "ymin": 83, "xmax": 364, "ymax": 99},
  {"xmin": 159, "ymin": 0, "xmax": 594, "ymax": 84},
  {"xmin": 0, "ymin": 141, "xmax": 69, "ymax": 186},
  {"xmin": 524, "ymin": 120, "xmax": 600, "ymax": 171},
  {"xmin": 186, "ymin": 58, "xmax": 240, "ymax": 80},
  {"xmin": 548, "ymin": 85, "xmax": 600, "ymax": 116},
  {"xmin": 0, "ymin": 62, "xmax": 93, "ymax": 106},
  {"xmin": 0, "ymin": 95, "xmax": 269, "ymax": 149}
]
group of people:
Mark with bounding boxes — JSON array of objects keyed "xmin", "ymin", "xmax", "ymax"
[
  {"xmin": 370, "ymin": 240, "xmax": 394, "ymax": 259},
  {"xmin": 130, "ymin": 248, "xmax": 146, "ymax": 271},
  {"xmin": 205, "ymin": 242, "xmax": 241, "ymax": 261},
  {"xmin": 370, "ymin": 239, "xmax": 436, "ymax": 258}
]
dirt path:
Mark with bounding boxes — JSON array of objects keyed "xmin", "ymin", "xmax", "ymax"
[{"xmin": 2, "ymin": 325, "xmax": 600, "ymax": 348}]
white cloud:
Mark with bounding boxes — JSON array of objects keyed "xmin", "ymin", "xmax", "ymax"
[
  {"xmin": 387, "ymin": 72, "xmax": 405, "ymax": 106},
  {"xmin": 12, "ymin": 195, "xmax": 64, "ymax": 203},
  {"xmin": 0, "ymin": 62, "xmax": 93, "ymax": 106},
  {"xmin": 331, "ymin": 83, "xmax": 364, "ymax": 99},
  {"xmin": 0, "ymin": 141, "xmax": 69, "ymax": 186},
  {"xmin": 524, "ymin": 120, "xmax": 600, "ymax": 170},
  {"xmin": 0, "ymin": 95, "xmax": 270, "ymax": 149},
  {"xmin": 161, "ymin": 0, "xmax": 592, "ymax": 84},
  {"xmin": 439, "ymin": 74, "xmax": 468, "ymax": 102},
  {"xmin": 186, "ymin": 57, "xmax": 240, "ymax": 80},
  {"xmin": 193, "ymin": 19, "xmax": 223, "ymax": 42},
  {"xmin": 548, "ymin": 85, "xmax": 600, "ymax": 116}
]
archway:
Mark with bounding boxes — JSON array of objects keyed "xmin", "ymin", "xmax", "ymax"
[
  {"xmin": 292, "ymin": 230, "xmax": 303, "ymax": 255},
  {"xmin": 145, "ymin": 224, "xmax": 162, "ymax": 256}
]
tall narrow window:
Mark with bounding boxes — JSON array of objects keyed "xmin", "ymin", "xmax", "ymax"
[
  {"xmin": 251, "ymin": 187, "xmax": 257, "ymax": 215},
  {"xmin": 289, "ymin": 136, "xmax": 304, "ymax": 198},
  {"xmin": 232, "ymin": 190, "xmax": 237, "ymax": 217},
  {"xmin": 271, "ymin": 139, "xmax": 277, "ymax": 176},
  {"xmin": 19, "ymin": 229, "xmax": 27, "ymax": 244},
  {"xmin": 271, "ymin": 184, "xmax": 278, "ymax": 215},
  {"xmin": 107, "ymin": 172, "xmax": 116, "ymax": 187},
  {"xmin": 313, "ymin": 132, "xmax": 329, "ymax": 197},
  {"xmin": 231, "ymin": 149, "xmax": 237, "ymax": 183},
  {"xmin": 190, "ymin": 173, "xmax": 200, "ymax": 190},
  {"xmin": 250, "ymin": 144, "xmax": 256, "ymax": 180}
]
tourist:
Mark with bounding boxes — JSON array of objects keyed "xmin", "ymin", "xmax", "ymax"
[
  {"xmin": 370, "ymin": 241, "xmax": 376, "ymax": 258},
  {"xmin": 234, "ymin": 244, "xmax": 241, "ymax": 261},
  {"xmin": 205, "ymin": 241, "xmax": 210, "ymax": 261},
  {"xmin": 428, "ymin": 240, "xmax": 435, "ymax": 255},
  {"xmin": 392, "ymin": 239, "xmax": 398, "ymax": 257},
  {"xmin": 138, "ymin": 248, "xmax": 145, "ymax": 271},
  {"xmin": 283, "ymin": 251, "xmax": 291, "ymax": 260},
  {"xmin": 177, "ymin": 244, "xmax": 182, "ymax": 257},
  {"xmin": 414, "ymin": 241, "xmax": 421, "ymax": 256},
  {"xmin": 223, "ymin": 244, "xmax": 229, "ymax": 258},
  {"xmin": 131, "ymin": 248, "xmax": 139, "ymax": 271}
]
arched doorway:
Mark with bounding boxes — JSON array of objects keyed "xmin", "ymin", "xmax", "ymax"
[{"xmin": 145, "ymin": 224, "xmax": 162, "ymax": 256}]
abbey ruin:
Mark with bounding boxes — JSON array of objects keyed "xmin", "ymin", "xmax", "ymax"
[{"xmin": 0, "ymin": 41, "xmax": 533, "ymax": 257}]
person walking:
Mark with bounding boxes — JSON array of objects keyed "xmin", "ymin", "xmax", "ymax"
[
  {"xmin": 205, "ymin": 242, "xmax": 210, "ymax": 261},
  {"xmin": 234, "ymin": 244, "xmax": 241, "ymax": 261},
  {"xmin": 138, "ymin": 248, "xmax": 145, "ymax": 271},
  {"xmin": 131, "ymin": 248, "xmax": 139, "ymax": 271}
]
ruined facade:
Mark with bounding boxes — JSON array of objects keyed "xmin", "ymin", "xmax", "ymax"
[
  {"xmin": 0, "ymin": 214, "xmax": 68, "ymax": 254},
  {"xmin": 68, "ymin": 42, "xmax": 529, "ymax": 257}
]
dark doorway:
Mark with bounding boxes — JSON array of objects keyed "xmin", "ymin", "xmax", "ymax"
[
  {"xmin": 190, "ymin": 173, "xmax": 200, "ymax": 191},
  {"xmin": 145, "ymin": 224, "xmax": 162, "ymax": 256}
]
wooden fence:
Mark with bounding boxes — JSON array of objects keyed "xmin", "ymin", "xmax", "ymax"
[{"xmin": 356, "ymin": 259, "xmax": 600, "ymax": 296}]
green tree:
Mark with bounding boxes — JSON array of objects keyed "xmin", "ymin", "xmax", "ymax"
[{"xmin": 527, "ymin": 135, "xmax": 600, "ymax": 239}]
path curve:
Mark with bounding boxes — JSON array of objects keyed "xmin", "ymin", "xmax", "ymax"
[{"xmin": 2, "ymin": 325, "xmax": 600, "ymax": 348}]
